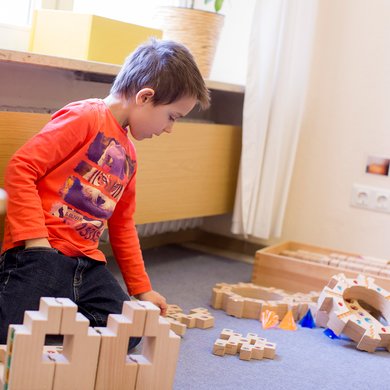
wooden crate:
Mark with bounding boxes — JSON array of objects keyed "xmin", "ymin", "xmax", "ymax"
[{"xmin": 252, "ymin": 241, "xmax": 390, "ymax": 293}]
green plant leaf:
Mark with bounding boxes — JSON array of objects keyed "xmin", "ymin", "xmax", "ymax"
[
  {"xmin": 204, "ymin": 0, "xmax": 224, "ymax": 12},
  {"xmin": 214, "ymin": 0, "xmax": 224, "ymax": 12}
]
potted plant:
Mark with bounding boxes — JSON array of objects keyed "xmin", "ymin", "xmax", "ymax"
[{"xmin": 154, "ymin": 0, "xmax": 225, "ymax": 78}]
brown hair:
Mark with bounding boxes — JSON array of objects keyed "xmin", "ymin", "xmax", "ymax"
[{"xmin": 111, "ymin": 38, "xmax": 210, "ymax": 110}]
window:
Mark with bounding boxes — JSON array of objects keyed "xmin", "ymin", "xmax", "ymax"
[{"xmin": 0, "ymin": 0, "xmax": 34, "ymax": 26}]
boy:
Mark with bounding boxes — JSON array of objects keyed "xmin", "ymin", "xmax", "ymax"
[{"xmin": 0, "ymin": 38, "xmax": 210, "ymax": 345}]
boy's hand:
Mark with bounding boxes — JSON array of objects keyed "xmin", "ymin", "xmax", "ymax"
[{"xmin": 136, "ymin": 290, "xmax": 168, "ymax": 316}]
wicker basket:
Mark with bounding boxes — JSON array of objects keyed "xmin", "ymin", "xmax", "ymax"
[{"xmin": 154, "ymin": 6, "xmax": 224, "ymax": 78}]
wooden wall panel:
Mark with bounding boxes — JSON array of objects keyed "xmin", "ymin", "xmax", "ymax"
[{"xmin": 134, "ymin": 122, "xmax": 241, "ymax": 223}]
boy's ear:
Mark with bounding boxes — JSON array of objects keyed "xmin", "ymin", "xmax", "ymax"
[{"xmin": 135, "ymin": 88, "xmax": 155, "ymax": 105}]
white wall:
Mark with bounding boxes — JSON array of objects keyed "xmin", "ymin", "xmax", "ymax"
[
  {"xmin": 280, "ymin": 0, "xmax": 390, "ymax": 258},
  {"xmin": 205, "ymin": 0, "xmax": 390, "ymax": 259}
]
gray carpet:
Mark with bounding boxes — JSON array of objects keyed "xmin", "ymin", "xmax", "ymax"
[{"xmin": 108, "ymin": 244, "xmax": 390, "ymax": 390}]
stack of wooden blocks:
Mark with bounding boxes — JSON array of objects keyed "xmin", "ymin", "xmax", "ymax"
[{"xmin": 0, "ymin": 297, "xmax": 180, "ymax": 390}]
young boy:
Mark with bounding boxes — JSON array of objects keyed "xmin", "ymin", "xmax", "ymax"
[{"xmin": 0, "ymin": 38, "xmax": 210, "ymax": 345}]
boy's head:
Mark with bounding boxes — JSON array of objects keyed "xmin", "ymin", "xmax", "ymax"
[{"xmin": 111, "ymin": 38, "xmax": 210, "ymax": 110}]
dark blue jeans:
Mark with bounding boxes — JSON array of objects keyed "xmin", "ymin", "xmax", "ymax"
[{"xmin": 0, "ymin": 247, "xmax": 141, "ymax": 349}]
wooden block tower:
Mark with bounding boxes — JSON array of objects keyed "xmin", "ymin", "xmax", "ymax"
[{"xmin": 0, "ymin": 298, "xmax": 181, "ymax": 390}]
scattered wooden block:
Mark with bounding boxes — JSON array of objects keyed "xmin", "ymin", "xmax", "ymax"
[
  {"xmin": 165, "ymin": 317, "xmax": 187, "ymax": 337},
  {"xmin": 211, "ymin": 282, "xmax": 318, "ymax": 321},
  {"xmin": 212, "ymin": 328, "xmax": 276, "ymax": 361},
  {"xmin": 166, "ymin": 304, "xmax": 215, "ymax": 335}
]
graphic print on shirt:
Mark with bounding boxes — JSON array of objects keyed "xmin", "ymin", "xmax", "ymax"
[
  {"xmin": 52, "ymin": 131, "xmax": 136, "ymax": 242},
  {"xmin": 51, "ymin": 203, "xmax": 105, "ymax": 242},
  {"xmin": 75, "ymin": 161, "xmax": 125, "ymax": 200},
  {"xmin": 62, "ymin": 176, "xmax": 116, "ymax": 219},
  {"xmin": 87, "ymin": 131, "xmax": 135, "ymax": 179}
]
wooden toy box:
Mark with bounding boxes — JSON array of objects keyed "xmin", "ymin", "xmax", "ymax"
[
  {"xmin": 252, "ymin": 241, "xmax": 390, "ymax": 293},
  {"xmin": 29, "ymin": 9, "xmax": 162, "ymax": 65}
]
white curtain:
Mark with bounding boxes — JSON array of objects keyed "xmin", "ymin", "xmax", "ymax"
[{"xmin": 232, "ymin": 0, "xmax": 318, "ymax": 239}]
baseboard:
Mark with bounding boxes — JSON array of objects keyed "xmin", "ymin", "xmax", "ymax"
[
  {"xmin": 193, "ymin": 231, "xmax": 264, "ymax": 257},
  {"xmin": 98, "ymin": 229, "xmax": 263, "ymax": 260},
  {"xmin": 98, "ymin": 228, "xmax": 202, "ymax": 257},
  {"xmin": 139, "ymin": 229, "xmax": 201, "ymax": 250}
]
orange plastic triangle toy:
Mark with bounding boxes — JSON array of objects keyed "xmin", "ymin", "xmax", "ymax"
[
  {"xmin": 279, "ymin": 310, "xmax": 297, "ymax": 331},
  {"xmin": 260, "ymin": 310, "xmax": 279, "ymax": 329}
]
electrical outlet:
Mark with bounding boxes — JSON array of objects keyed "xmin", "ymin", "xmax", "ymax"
[
  {"xmin": 351, "ymin": 184, "xmax": 371, "ymax": 208},
  {"xmin": 351, "ymin": 184, "xmax": 390, "ymax": 213},
  {"xmin": 372, "ymin": 190, "xmax": 390, "ymax": 211}
]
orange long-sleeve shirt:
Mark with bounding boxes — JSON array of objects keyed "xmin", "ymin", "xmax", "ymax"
[{"xmin": 2, "ymin": 99, "xmax": 151, "ymax": 296}]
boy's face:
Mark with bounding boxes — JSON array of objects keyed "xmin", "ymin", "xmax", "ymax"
[{"xmin": 128, "ymin": 90, "xmax": 197, "ymax": 141}]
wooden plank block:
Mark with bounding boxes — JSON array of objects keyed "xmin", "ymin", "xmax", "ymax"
[
  {"xmin": 52, "ymin": 298, "xmax": 101, "ymax": 390},
  {"xmin": 131, "ymin": 310, "xmax": 180, "ymax": 390},
  {"xmin": 94, "ymin": 301, "xmax": 146, "ymax": 390},
  {"xmin": 5, "ymin": 297, "xmax": 62, "ymax": 390}
]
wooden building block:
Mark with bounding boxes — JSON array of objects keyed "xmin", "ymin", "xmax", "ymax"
[
  {"xmin": 166, "ymin": 305, "xmax": 183, "ymax": 316},
  {"xmin": 94, "ymin": 301, "xmax": 146, "ymax": 390},
  {"xmin": 4, "ymin": 297, "xmax": 63, "ymax": 390},
  {"xmin": 165, "ymin": 317, "xmax": 187, "ymax": 337},
  {"xmin": 239, "ymin": 345, "xmax": 253, "ymax": 360},
  {"xmin": 52, "ymin": 298, "xmax": 100, "ymax": 390},
  {"xmin": 0, "ymin": 344, "xmax": 6, "ymax": 388},
  {"xmin": 189, "ymin": 307, "xmax": 210, "ymax": 314},
  {"xmin": 225, "ymin": 339, "xmax": 239, "ymax": 355},
  {"xmin": 180, "ymin": 314, "xmax": 197, "ymax": 328},
  {"xmin": 137, "ymin": 301, "xmax": 161, "ymax": 336},
  {"xmin": 316, "ymin": 273, "xmax": 390, "ymax": 353},
  {"xmin": 194, "ymin": 314, "xmax": 215, "ymax": 329},
  {"xmin": 212, "ymin": 339, "xmax": 227, "ymax": 356},
  {"xmin": 2, "ymin": 299, "xmax": 182, "ymax": 390},
  {"xmin": 168, "ymin": 306, "xmax": 215, "ymax": 331},
  {"xmin": 211, "ymin": 282, "xmax": 318, "ymax": 321},
  {"xmin": 131, "ymin": 315, "xmax": 180, "ymax": 390},
  {"xmin": 212, "ymin": 329, "xmax": 276, "ymax": 361}
]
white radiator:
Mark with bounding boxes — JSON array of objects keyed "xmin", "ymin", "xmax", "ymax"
[
  {"xmin": 100, "ymin": 217, "xmax": 203, "ymax": 242},
  {"xmin": 136, "ymin": 217, "xmax": 203, "ymax": 238}
]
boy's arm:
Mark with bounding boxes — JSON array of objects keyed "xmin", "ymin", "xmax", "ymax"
[
  {"xmin": 5, "ymin": 106, "xmax": 93, "ymax": 245},
  {"xmin": 108, "ymin": 175, "xmax": 167, "ymax": 314},
  {"xmin": 108, "ymin": 174, "xmax": 151, "ymax": 295}
]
